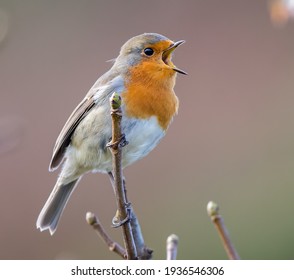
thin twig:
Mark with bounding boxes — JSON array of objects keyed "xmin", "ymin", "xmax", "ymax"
[
  {"xmin": 108, "ymin": 92, "xmax": 137, "ymax": 260},
  {"xmin": 166, "ymin": 234, "xmax": 179, "ymax": 260},
  {"xmin": 207, "ymin": 201, "xmax": 240, "ymax": 260},
  {"xmin": 86, "ymin": 212, "xmax": 126, "ymax": 258}
]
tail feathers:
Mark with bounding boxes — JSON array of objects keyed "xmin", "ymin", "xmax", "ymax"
[{"xmin": 36, "ymin": 179, "xmax": 79, "ymax": 235}]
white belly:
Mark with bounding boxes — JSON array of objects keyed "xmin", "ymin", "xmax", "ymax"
[
  {"xmin": 62, "ymin": 115, "xmax": 165, "ymax": 181},
  {"xmin": 122, "ymin": 116, "xmax": 165, "ymax": 168},
  {"xmin": 95, "ymin": 116, "xmax": 165, "ymax": 171}
]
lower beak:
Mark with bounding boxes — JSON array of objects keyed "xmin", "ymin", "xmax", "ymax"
[{"xmin": 162, "ymin": 40, "xmax": 187, "ymax": 75}]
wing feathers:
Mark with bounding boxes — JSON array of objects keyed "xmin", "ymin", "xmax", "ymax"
[
  {"xmin": 49, "ymin": 96, "xmax": 95, "ymax": 171},
  {"xmin": 49, "ymin": 75, "xmax": 124, "ymax": 171}
]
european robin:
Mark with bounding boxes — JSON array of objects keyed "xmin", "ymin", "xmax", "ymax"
[{"xmin": 36, "ymin": 33, "xmax": 186, "ymax": 235}]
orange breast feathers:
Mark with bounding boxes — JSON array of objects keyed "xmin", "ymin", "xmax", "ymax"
[{"xmin": 122, "ymin": 60, "xmax": 179, "ymax": 130}]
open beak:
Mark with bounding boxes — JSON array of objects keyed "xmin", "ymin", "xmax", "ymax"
[{"xmin": 162, "ymin": 40, "xmax": 187, "ymax": 75}]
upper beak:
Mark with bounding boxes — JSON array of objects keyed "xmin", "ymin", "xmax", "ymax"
[{"xmin": 162, "ymin": 40, "xmax": 187, "ymax": 75}]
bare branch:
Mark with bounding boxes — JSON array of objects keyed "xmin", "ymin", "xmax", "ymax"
[
  {"xmin": 86, "ymin": 212, "xmax": 126, "ymax": 258},
  {"xmin": 166, "ymin": 234, "xmax": 179, "ymax": 260},
  {"xmin": 107, "ymin": 92, "xmax": 137, "ymax": 259},
  {"xmin": 207, "ymin": 201, "xmax": 240, "ymax": 260}
]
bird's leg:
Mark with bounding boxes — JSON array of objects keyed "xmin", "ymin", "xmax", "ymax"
[
  {"xmin": 108, "ymin": 172, "xmax": 131, "ymax": 228},
  {"xmin": 108, "ymin": 171, "xmax": 115, "ymax": 192}
]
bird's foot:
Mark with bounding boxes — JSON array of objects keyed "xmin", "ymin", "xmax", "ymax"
[
  {"xmin": 112, "ymin": 203, "xmax": 132, "ymax": 228},
  {"xmin": 106, "ymin": 134, "xmax": 129, "ymax": 149}
]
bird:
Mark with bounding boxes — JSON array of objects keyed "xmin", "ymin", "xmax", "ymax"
[{"xmin": 36, "ymin": 33, "xmax": 186, "ymax": 235}]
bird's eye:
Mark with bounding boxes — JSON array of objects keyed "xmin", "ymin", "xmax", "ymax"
[{"xmin": 143, "ymin": 48, "xmax": 154, "ymax": 56}]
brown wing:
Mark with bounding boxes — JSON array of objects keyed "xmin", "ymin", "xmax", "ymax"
[{"xmin": 49, "ymin": 95, "xmax": 96, "ymax": 171}]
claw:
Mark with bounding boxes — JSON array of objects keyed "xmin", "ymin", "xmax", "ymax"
[
  {"xmin": 112, "ymin": 203, "xmax": 132, "ymax": 228},
  {"xmin": 106, "ymin": 134, "xmax": 129, "ymax": 149}
]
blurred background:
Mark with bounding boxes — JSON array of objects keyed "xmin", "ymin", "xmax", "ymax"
[{"xmin": 0, "ymin": 0, "xmax": 294, "ymax": 260}]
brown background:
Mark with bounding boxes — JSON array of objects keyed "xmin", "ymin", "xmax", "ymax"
[{"xmin": 0, "ymin": 0, "xmax": 294, "ymax": 259}]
